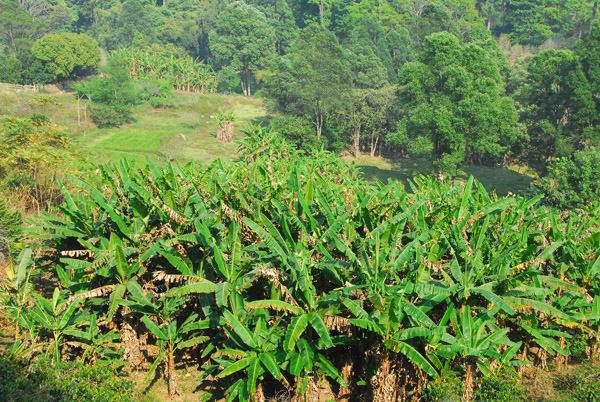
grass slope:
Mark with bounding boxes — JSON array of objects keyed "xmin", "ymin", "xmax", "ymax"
[
  {"xmin": 74, "ymin": 94, "xmax": 266, "ymax": 166},
  {"xmin": 0, "ymin": 88, "xmax": 536, "ymax": 195}
]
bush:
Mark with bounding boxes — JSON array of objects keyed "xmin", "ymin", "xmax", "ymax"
[
  {"xmin": 0, "ymin": 198, "xmax": 21, "ymax": 257},
  {"xmin": 270, "ymin": 115, "xmax": 318, "ymax": 152},
  {"xmin": 422, "ymin": 381, "xmax": 461, "ymax": 401},
  {"xmin": 0, "ymin": 353, "xmax": 137, "ymax": 402},
  {"xmin": 554, "ymin": 365, "xmax": 600, "ymax": 402},
  {"xmin": 136, "ymin": 79, "xmax": 172, "ymax": 104},
  {"xmin": 536, "ymin": 147, "xmax": 600, "ymax": 209},
  {"xmin": 91, "ymin": 105, "xmax": 132, "ymax": 128},
  {"xmin": 473, "ymin": 370, "xmax": 528, "ymax": 402},
  {"xmin": 421, "ymin": 370, "xmax": 462, "ymax": 401}
]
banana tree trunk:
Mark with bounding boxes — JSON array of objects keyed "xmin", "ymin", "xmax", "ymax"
[
  {"xmin": 254, "ymin": 382, "xmax": 265, "ymax": 402},
  {"xmin": 337, "ymin": 351, "xmax": 353, "ymax": 401},
  {"xmin": 167, "ymin": 346, "xmax": 177, "ymax": 396},
  {"xmin": 462, "ymin": 357, "xmax": 476, "ymax": 402},
  {"xmin": 371, "ymin": 349, "xmax": 398, "ymax": 402}
]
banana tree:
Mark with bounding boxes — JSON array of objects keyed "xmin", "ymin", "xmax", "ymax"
[
  {"xmin": 29, "ymin": 287, "xmax": 89, "ymax": 364},
  {"xmin": 130, "ymin": 293, "xmax": 209, "ymax": 396},
  {"xmin": 208, "ymin": 309, "xmax": 293, "ymax": 402},
  {"xmin": 435, "ymin": 305, "xmax": 515, "ymax": 401},
  {"xmin": 66, "ymin": 313, "xmax": 123, "ymax": 365},
  {"xmin": 1, "ymin": 248, "xmax": 35, "ymax": 341}
]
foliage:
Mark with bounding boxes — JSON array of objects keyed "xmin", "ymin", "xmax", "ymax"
[
  {"xmin": 102, "ymin": 0, "xmax": 156, "ymax": 50},
  {"xmin": 0, "ymin": 116, "xmax": 73, "ymax": 211},
  {"xmin": 0, "ymin": 197, "xmax": 21, "ymax": 257},
  {"xmin": 113, "ymin": 45, "xmax": 218, "ymax": 94},
  {"xmin": 390, "ymin": 32, "xmax": 520, "ymax": 173},
  {"xmin": 422, "ymin": 374, "xmax": 462, "ymax": 402},
  {"xmin": 32, "ymin": 33, "xmax": 100, "ymax": 81},
  {"xmin": 0, "ymin": 353, "xmax": 136, "ymax": 402},
  {"xmin": 16, "ymin": 125, "xmax": 600, "ymax": 401},
  {"xmin": 472, "ymin": 368, "xmax": 528, "ymax": 402},
  {"xmin": 265, "ymin": 24, "xmax": 352, "ymax": 142},
  {"xmin": 89, "ymin": 105, "xmax": 132, "ymax": 128},
  {"xmin": 341, "ymin": 86, "xmax": 395, "ymax": 157},
  {"xmin": 553, "ymin": 364, "xmax": 600, "ymax": 402},
  {"xmin": 73, "ymin": 59, "xmax": 139, "ymax": 127},
  {"xmin": 535, "ymin": 147, "xmax": 600, "ymax": 209},
  {"xmin": 269, "ymin": 115, "xmax": 318, "ymax": 152},
  {"xmin": 209, "ymin": 1, "xmax": 276, "ymax": 96},
  {"xmin": 135, "ymin": 78, "xmax": 172, "ymax": 108}
]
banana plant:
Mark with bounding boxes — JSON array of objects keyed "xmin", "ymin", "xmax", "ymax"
[
  {"xmin": 207, "ymin": 309, "xmax": 293, "ymax": 402},
  {"xmin": 1, "ymin": 248, "xmax": 35, "ymax": 341},
  {"xmin": 29, "ymin": 287, "xmax": 89, "ymax": 364},
  {"xmin": 435, "ymin": 305, "xmax": 515, "ymax": 401},
  {"xmin": 130, "ymin": 293, "xmax": 209, "ymax": 396},
  {"xmin": 66, "ymin": 313, "xmax": 123, "ymax": 365}
]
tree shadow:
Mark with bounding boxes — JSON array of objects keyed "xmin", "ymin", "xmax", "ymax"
[
  {"xmin": 358, "ymin": 165, "xmax": 412, "ymax": 188},
  {"xmin": 357, "ymin": 161, "xmax": 534, "ymax": 197},
  {"xmin": 461, "ymin": 165, "xmax": 534, "ymax": 197}
]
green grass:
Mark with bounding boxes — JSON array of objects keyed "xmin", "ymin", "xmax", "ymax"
[
  {"xmin": 63, "ymin": 92, "xmax": 267, "ymax": 167},
  {"xmin": 94, "ymin": 129, "xmax": 172, "ymax": 152},
  {"xmin": 353, "ymin": 155, "xmax": 536, "ymax": 196}
]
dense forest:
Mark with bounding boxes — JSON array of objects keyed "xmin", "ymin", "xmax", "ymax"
[{"xmin": 1, "ymin": 1, "xmax": 600, "ymax": 402}]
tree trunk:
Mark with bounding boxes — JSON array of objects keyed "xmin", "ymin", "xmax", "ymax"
[
  {"xmin": 370, "ymin": 135, "xmax": 379, "ymax": 157},
  {"xmin": 314, "ymin": 110, "xmax": 324, "ymax": 142},
  {"xmin": 337, "ymin": 352, "xmax": 353, "ymax": 401},
  {"xmin": 167, "ymin": 348, "xmax": 177, "ymax": 396},
  {"xmin": 241, "ymin": 71, "xmax": 251, "ymax": 96},
  {"xmin": 254, "ymin": 382, "xmax": 265, "ymax": 402},
  {"xmin": 319, "ymin": 0, "xmax": 325, "ymax": 27},
  {"xmin": 217, "ymin": 121, "xmax": 234, "ymax": 143},
  {"xmin": 353, "ymin": 126, "xmax": 361, "ymax": 158},
  {"xmin": 591, "ymin": 2, "xmax": 598, "ymax": 35},
  {"xmin": 371, "ymin": 350, "xmax": 398, "ymax": 402},
  {"xmin": 487, "ymin": 5, "xmax": 492, "ymax": 30},
  {"xmin": 462, "ymin": 358, "xmax": 476, "ymax": 402}
]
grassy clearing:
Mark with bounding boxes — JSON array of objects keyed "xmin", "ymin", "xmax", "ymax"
[
  {"xmin": 0, "ymin": 89, "xmax": 267, "ymax": 167},
  {"xmin": 76, "ymin": 93, "xmax": 267, "ymax": 166},
  {"xmin": 351, "ymin": 154, "xmax": 536, "ymax": 196}
]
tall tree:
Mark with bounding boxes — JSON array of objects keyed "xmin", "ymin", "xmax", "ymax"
[
  {"xmin": 342, "ymin": 86, "xmax": 395, "ymax": 157},
  {"xmin": 0, "ymin": 1, "xmax": 47, "ymax": 56},
  {"xmin": 389, "ymin": 32, "xmax": 519, "ymax": 173},
  {"xmin": 518, "ymin": 49, "xmax": 595, "ymax": 165},
  {"xmin": 265, "ymin": 24, "xmax": 352, "ymax": 141},
  {"xmin": 209, "ymin": 1, "xmax": 276, "ymax": 96},
  {"xmin": 32, "ymin": 33, "xmax": 100, "ymax": 81},
  {"xmin": 250, "ymin": 0, "xmax": 298, "ymax": 55}
]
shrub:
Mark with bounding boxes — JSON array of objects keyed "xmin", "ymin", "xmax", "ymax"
[
  {"xmin": 554, "ymin": 365, "xmax": 600, "ymax": 402},
  {"xmin": 0, "ymin": 198, "xmax": 21, "ymax": 257},
  {"xmin": 473, "ymin": 370, "xmax": 528, "ymax": 402},
  {"xmin": 269, "ymin": 115, "xmax": 318, "ymax": 152},
  {"xmin": 0, "ymin": 353, "xmax": 137, "ymax": 402},
  {"xmin": 536, "ymin": 147, "xmax": 600, "ymax": 209},
  {"xmin": 136, "ymin": 78, "xmax": 172, "ymax": 106},
  {"xmin": 422, "ymin": 376, "xmax": 462, "ymax": 401},
  {"xmin": 91, "ymin": 105, "xmax": 132, "ymax": 128}
]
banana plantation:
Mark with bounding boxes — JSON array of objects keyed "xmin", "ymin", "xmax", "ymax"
[
  {"xmin": 114, "ymin": 45, "xmax": 218, "ymax": 94},
  {"xmin": 2, "ymin": 126, "xmax": 600, "ymax": 401}
]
